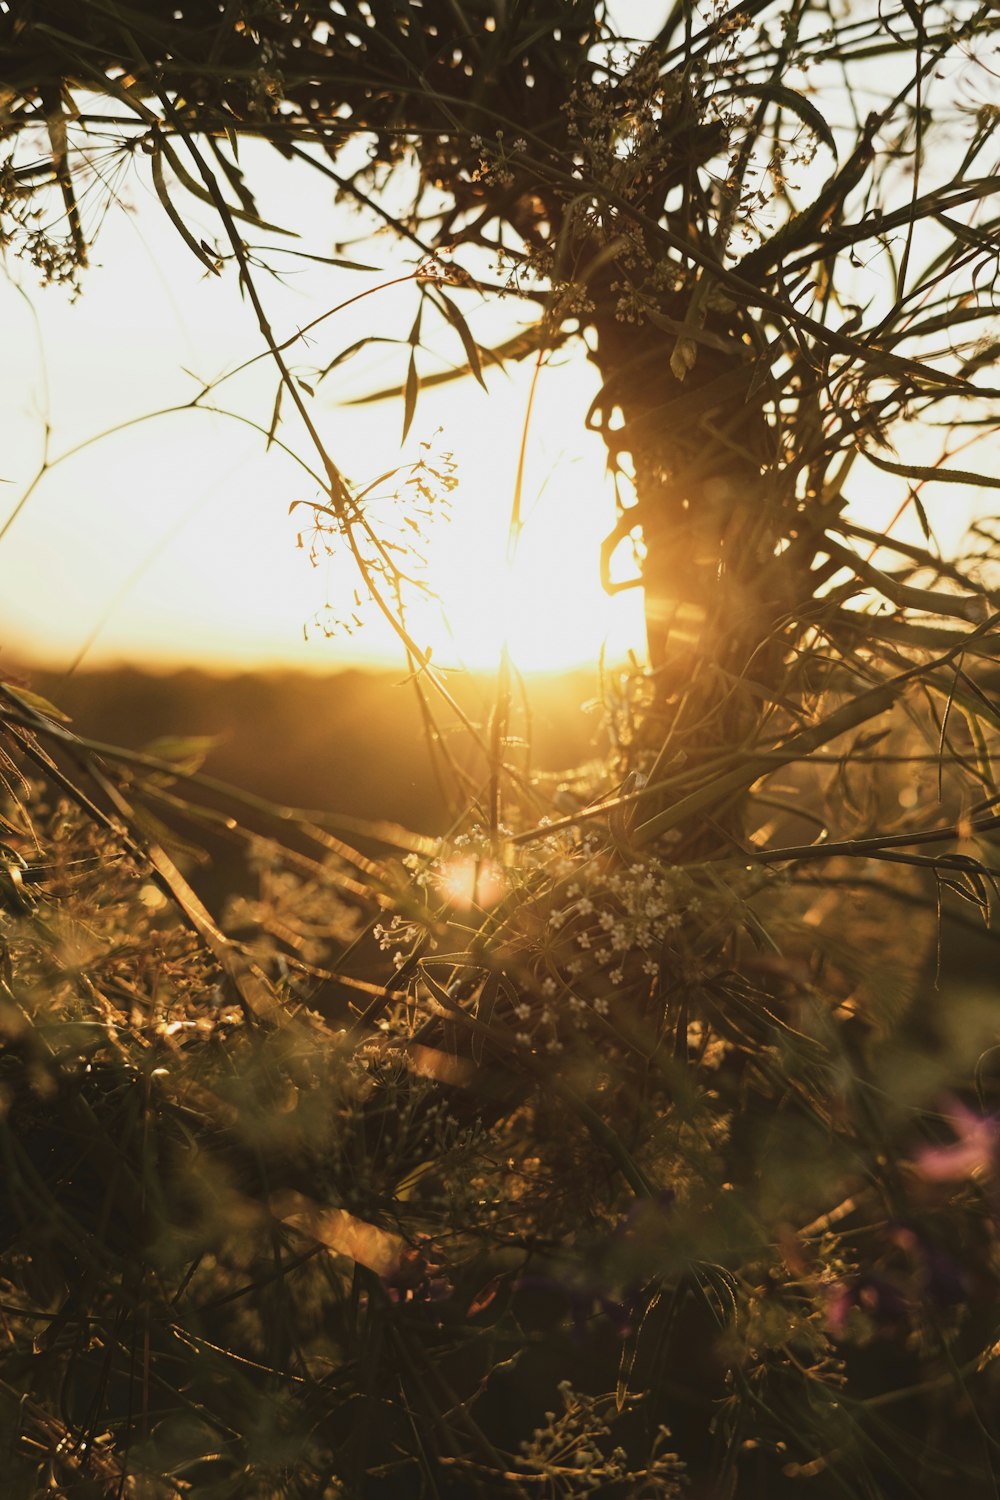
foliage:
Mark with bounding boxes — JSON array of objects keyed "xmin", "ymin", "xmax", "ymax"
[{"xmin": 3, "ymin": 0, "xmax": 1000, "ymax": 1495}]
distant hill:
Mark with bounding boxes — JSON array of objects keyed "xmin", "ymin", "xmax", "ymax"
[{"xmin": 26, "ymin": 663, "xmax": 606, "ymax": 834}]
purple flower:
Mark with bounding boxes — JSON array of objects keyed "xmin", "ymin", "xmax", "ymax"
[{"xmin": 913, "ymin": 1099, "xmax": 1000, "ymax": 1183}]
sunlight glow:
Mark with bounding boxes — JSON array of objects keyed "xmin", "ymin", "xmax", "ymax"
[
  {"xmin": 436, "ymin": 855, "xmax": 506, "ymax": 911},
  {"xmin": 0, "ymin": 144, "xmax": 648, "ymax": 679},
  {"xmin": 403, "ymin": 431, "xmax": 645, "ymax": 674}
]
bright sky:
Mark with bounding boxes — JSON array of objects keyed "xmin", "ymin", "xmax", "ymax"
[
  {"xmin": 0, "ymin": 128, "xmax": 647, "ymax": 679},
  {"xmin": 0, "ymin": 2, "xmax": 988, "ymax": 681}
]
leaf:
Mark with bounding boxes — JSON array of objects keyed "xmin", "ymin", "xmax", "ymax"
[
  {"xmin": 435, "ymin": 289, "xmax": 487, "ymax": 390},
  {"xmin": 129, "ymin": 804, "xmax": 210, "ymax": 868},
  {"xmin": 402, "ymin": 349, "xmax": 419, "ymax": 442},
  {"xmin": 141, "ymin": 734, "xmax": 225, "ymax": 775},
  {"xmin": 208, "ymin": 133, "xmax": 257, "ymax": 216},
  {"xmin": 473, "ymin": 971, "xmax": 501, "ymax": 1065},
  {"xmin": 1, "ymin": 683, "xmax": 71, "ymax": 722},
  {"xmin": 270, "ymin": 1190, "xmax": 411, "ymax": 1278},
  {"xmin": 721, "ymin": 83, "xmax": 838, "ymax": 157},
  {"xmin": 617, "ymin": 1289, "xmax": 661, "ymax": 1412},
  {"xmin": 151, "ymin": 147, "xmax": 221, "ymax": 275},
  {"xmin": 158, "ymin": 138, "xmax": 299, "ymax": 237},
  {"xmin": 347, "ymin": 324, "xmax": 561, "ymax": 404},
  {"xmin": 634, "ymin": 665, "xmax": 922, "ymax": 845},
  {"xmin": 266, "ymin": 380, "xmax": 283, "ymax": 450},
  {"xmin": 861, "ymin": 447, "xmax": 1000, "ymax": 489},
  {"xmin": 273, "ymin": 248, "xmax": 381, "ymax": 271},
  {"xmin": 420, "ymin": 965, "xmax": 465, "ymax": 1017},
  {"xmin": 467, "ymin": 1274, "xmax": 506, "ymax": 1319},
  {"xmin": 318, "ymin": 335, "xmax": 400, "ymax": 384},
  {"xmin": 405, "ymin": 1043, "xmax": 477, "ymax": 1088}
]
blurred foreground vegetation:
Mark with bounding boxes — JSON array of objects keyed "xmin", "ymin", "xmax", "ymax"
[{"xmin": 2, "ymin": 661, "xmax": 1000, "ymax": 1498}]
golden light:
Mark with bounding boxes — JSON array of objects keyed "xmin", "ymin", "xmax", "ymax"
[
  {"xmin": 435, "ymin": 854, "xmax": 506, "ymax": 911},
  {"xmin": 0, "ymin": 149, "xmax": 649, "ymax": 680},
  {"xmin": 408, "ymin": 496, "xmax": 644, "ymax": 675},
  {"xmin": 345, "ymin": 355, "xmax": 648, "ymax": 676}
]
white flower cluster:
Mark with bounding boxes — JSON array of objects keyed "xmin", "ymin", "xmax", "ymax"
[
  {"xmin": 546, "ymin": 860, "xmax": 699, "ymax": 982},
  {"xmin": 371, "ymin": 802, "xmax": 780, "ymax": 1057},
  {"xmin": 468, "ymin": 129, "xmax": 528, "ymax": 190},
  {"xmin": 373, "ymin": 914, "xmax": 423, "ymax": 968}
]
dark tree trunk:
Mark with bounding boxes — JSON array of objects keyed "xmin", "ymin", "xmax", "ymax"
[{"xmin": 587, "ymin": 299, "xmax": 792, "ymax": 851}]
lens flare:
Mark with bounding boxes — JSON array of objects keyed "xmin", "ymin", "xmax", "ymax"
[{"xmin": 436, "ymin": 855, "xmax": 505, "ymax": 911}]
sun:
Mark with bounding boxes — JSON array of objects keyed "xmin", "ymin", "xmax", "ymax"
[
  {"xmin": 364, "ymin": 362, "xmax": 648, "ymax": 677},
  {"xmin": 409, "ymin": 482, "xmax": 644, "ymax": 675},
  {"xmin": 0, "ymin": 216, "xmax": 646, "ymax": 679}
]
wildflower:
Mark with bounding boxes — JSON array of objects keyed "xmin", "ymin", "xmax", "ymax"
[
  {"xmin": 540, "ymin": 977, "xmax": 557, "ymax": 997},
  {"xmin": 593, "ymin": 996, "xmax": 609, "ymax": 1016},
  {"xmin": 913, "ymin": 1099, "xmax": 1000, "ymax": 1182}
]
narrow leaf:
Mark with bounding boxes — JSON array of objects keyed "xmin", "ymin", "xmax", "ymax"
[
  {"xmin": 271, "ymin": 1190, "xmax": 412, "ymax": 1277},
  {"xmin": 319, "ymin": 335, "xmax": 400, "ymax": 384},
  {"xmin": 151, "ymin": 147, "xmax": 221, "ymax": 275},
  {"xmin": 2, "ymin": 684, "xmax": 71, "ymax": 723},
  {"xmin": 472, "ymin": 971, "xmax": 501, "ymax": 1064},
  {"xmin": 266, "ymin": 380, "xmax": 283, "ymax": 451},
  {"xmin": 159, "ymin": 138, "xmax": 299, "ymax": 237},
  {"xmin": 402, "ymin": 350, "xmax": 419, "ymax": 442},
  {"xmin": 436, "ymin": 289, "xmax": 488, "ymax": 390},
  {"xmin": 722, "ymin": 82, "xmax": 838, "ymax": 157},
  {"xmin": 861, "ymin": 447, "xmax": 1000, "ymax": 488}
]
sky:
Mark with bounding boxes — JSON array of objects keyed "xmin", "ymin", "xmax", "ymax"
[
  {"xmin": 0, "ymin": 1, "xmax": 988, "ymax": 681},
  {"xmin": 0, "ymin": 135, "xmax": 649, "ymax": 678}
]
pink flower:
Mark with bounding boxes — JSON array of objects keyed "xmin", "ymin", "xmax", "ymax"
[{"xmin": 913, "ymin": 1100, "xmax": 1000, "ymax": 1183}]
